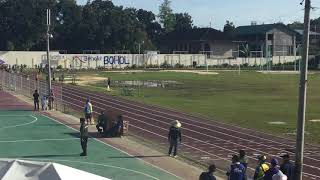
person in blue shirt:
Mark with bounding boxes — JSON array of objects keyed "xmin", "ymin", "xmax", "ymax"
[
  {"xmin": 199, "ymin": 164, "xmax": 217, "ymax": 180},
  {"xmin": 264, "ymin": 158, "xmax": 279, "ymax": 180},
  {"xmin": 280, "ymin": 153, "xmax": 294, "ymax": 180},
  {"xmin": 227, "ymin": 155, "xmax": 246, "ymax": 180}
]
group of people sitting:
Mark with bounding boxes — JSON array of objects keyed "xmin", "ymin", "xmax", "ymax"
[
  {"xmin": 200, "ymin": 150, "xmax": 294, "ymax": 180},
  {"xmin": 95, "ymin": 111, "xmax": 124, "ymax": 137}
]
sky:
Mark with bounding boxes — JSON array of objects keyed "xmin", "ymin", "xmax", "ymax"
[{"xmin": 77, "ymin": 0, "xmax": 320, "ymax": 30}]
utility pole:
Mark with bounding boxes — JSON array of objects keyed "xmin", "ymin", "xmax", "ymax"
[
  {"xmin": 295, "ymin": 0, "xmax": 311, "ymax": 179},
  {"xmin": 46, "ymin": 9, "xmax": 52, "ymax": 110}
]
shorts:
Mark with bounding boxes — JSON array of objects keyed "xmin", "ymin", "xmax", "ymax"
[{"xmin": 85, "ymin": 113, "xmax": 92, "ymax": 119}]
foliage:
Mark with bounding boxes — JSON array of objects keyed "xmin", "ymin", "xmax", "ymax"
[
  {"xmin": 158, "ymin": 0, "xmax": 176, "ymax": 33},
  {"xmin": 174, "ymin": 13, "xmax": 193, "ymax": 31},
  {"xmin": 223, "ymin": 20, "xmax": 235, "ymax": 34}
]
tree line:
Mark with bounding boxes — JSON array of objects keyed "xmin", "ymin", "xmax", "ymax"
[
  {"xmin": 0, "ymin": 0, "xmax": 318, "ymax": 53},
  {"xmin": 0, "ymin": 0, "xmax": 193, "ymax": 53}
]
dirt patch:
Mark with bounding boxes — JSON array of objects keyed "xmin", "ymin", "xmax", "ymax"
[
  {"xmin": 162, "ymin": 70, "xmax": 219, "ymax": 75},
  {"xmin": 77, "ymin": 76, "xmax": 108, "ymax": 86}
]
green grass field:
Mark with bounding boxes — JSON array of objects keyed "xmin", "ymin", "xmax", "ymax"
[
  {"xmin": 0, "ymin": 110, "xmax": 180, "ymax": 180},
  {"xmin": 71, "ymin": 70, "xmax": 320, "ymax": 144}
]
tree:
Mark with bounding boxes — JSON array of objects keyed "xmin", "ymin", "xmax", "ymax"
[
  {"xmin": 158, "ymin": 0, "xmax": 176, "ymax": 33},
  {"xmin": 174, "ymin": 13, "xmax": 193, "ymax": 31},
  {"xmin": 223, "ymin": 20, "xmax": 235, "ymax": 34}
]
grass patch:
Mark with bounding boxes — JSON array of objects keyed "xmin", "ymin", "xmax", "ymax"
[{"xmin": 66, "ymin": 70, "xmax": 320, "ymax": 144}]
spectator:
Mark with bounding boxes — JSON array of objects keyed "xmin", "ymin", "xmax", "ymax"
[
  {"xmin": 239, "ymin": 149, "xmax": 248, "ymax": 179},
  {"xmin": 226, "ymin": 155, "xmax": 246, "ymax": 180},
  {"xmin": 41, "ymin": 95, "xmax": 48, "ymax": 111},
  {"xmin": 168, "ymin": 120, "xmax": 182, "ymax": 158},
  {"xmin": 107, "ymin": 77, "xmax": 111, "ymax": 91},
  {"xmin": 264, "ymin": 159, "xmax": 280, "ymax": 180},
  {"xmin": 49, "ymin": 89, "xmax": 54, "ymax": 110},
  {"xmin": 272, "ymin": 170, "xmax": 287, "ymax": 180},
  {"xmin": 80, "ymin": 117, "xmax": 88, "ymax": 156},
  {"xmin": 96, "ymin": 111, "xmax": 106, "ymax": 134},
  {"xmin": 280, "ymin": 154, "xmax": 294, "ymax": 180},
  {"xmin": 254, "ymin": 155, "xmax": 269, "ymax": 180},
  {"xmin": 199, "ymin": 164, "xmax": 217, "ymax": 180},
  {"xmin": 84, "ymin": 99, "xmax": 93, "ymax": 125},
  {"xmin": 33, "ymin": 90, "xmax": 39, "ymax": 111}
]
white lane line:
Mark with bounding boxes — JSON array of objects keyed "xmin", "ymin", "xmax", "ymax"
[
  {"xmin": 17, "ymin": 158, "xmax": 160, "ymax": 180},
  {"xmin": 0, "ymin": 115, "xmax": 37, "ymax": 130},
  {"xmin": 63, "ymin": 89, "xmax": 320, "ymax": 163},
  {"xmin": 0, "ymin": 138, "xmax": 78, "ymax": 143},
  {"xmin": 41, "ymin": 114, "xmax": 184, "ymax": 180},
  {"xmin": 64, "ymin": 86, "xmax": 320, "ymax": 149},
  {"xmin": 62, "ymin": 96, "xmax": 320, "ymax": 170}
]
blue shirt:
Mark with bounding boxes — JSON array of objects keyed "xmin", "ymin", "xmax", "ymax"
[
  {"xmin": 228, "ymin": 162, "xmax": 245, "ymax": 180},
  {"xmin": 264, "ymin": 167, "xmax": 279, "ymax": 180}
]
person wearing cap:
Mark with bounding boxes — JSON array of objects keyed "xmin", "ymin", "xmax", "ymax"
[
  {"xmin": 239, "ymin": 150, "xmax": 248, "ymax": 179},
  {"xmin": 280, "ymin": 154, "xmax": 294, "ymax": 180},
  {"xmin": 253, "ymin": 155, "xmax": 270, "ymax": 180},
  {"xmin": 199, "ymin": 164, "xmax": 217, "ymax": 180},
  {"xmin": 80, "ymin": 117, "xmax": 89, "ymax": 156},
  {"xmin": 226, "ymin": 155, "xmax": 246, "ymax": 180},
  {"xmin": 264, "ymin": 158, "xmax": 280, "ymax": 180},
  {"xmin": 168, "ymin": 120, "xmax": 182, "ymax": 158},
  {"xmin": 84, "ymin": 99, "xmax": 93, "ymax": 124}
]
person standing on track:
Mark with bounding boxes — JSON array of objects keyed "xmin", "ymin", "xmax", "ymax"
[
  {"xmin": 253, "ymin": 155, "xmax": 269, "ymax": 180},
  {"xmin": 33, "ymin": 90, "xmax": 39, "ymax": 111},
  {"xmin": 279, "ymin": 153, "xmax": 294, "ymax": 180},
  {"xmin": 84, "ymin": 99, "xmax": 93, "ymax": 125},
  {"xmin": 226, "ymin": 155, "xmax": 246, "ymax": 180},
  {"xmin": 106, "ymin": 77, "xmax": 111, "ymax": 92},
  {"xmin": 239, "ymin": 150, "xmax": 248, "ymax": 179},
  {"xmin": 199, "ymin": 164, "xmax": 217, "ymax": 180},
  {"xmin": 80, "ymin": 117, "xmax": 89, "ymax": 156},
  {"xmin": 168, "ymin": 120, "xmax": 182, "ymax": 158},
  {"xmin": 264, "ymin": 159, "xmax": 280, "ymax": 180}
]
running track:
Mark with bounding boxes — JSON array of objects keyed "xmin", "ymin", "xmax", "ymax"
[
  {"xmin": 53, "ymin": 83, "xmax": 320, "ymax": 180},
  {"xmin": 3, "ymin": 71, "xmax": 317, "ymax": 180}
]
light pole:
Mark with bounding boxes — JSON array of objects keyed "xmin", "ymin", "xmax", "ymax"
[
  {"xmin": 46, "ymin": 9, "xmax": 52, "ymax": 110},
  {"xmin": 295, "ymin": 0, "xmax": 311, "ymax": 179}
]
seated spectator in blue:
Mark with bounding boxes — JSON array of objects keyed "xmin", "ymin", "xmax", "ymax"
[
  {"xmin": 264, "ymin": 158, "xmax": 279, "ymax": 180},
  {"xmin": 280, "ymin": 153, "xmax": 294, "ymax": 180},
  {"xmin": 199, "ymin": 164, "xmax": 216, "ymax": 180},
  {"xmin": 226, "ymin": 155, "xmax": 246, "ymax": 180}
]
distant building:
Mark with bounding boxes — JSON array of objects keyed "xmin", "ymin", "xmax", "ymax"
[
  {"xmin": 234, "ymin": 23, "xmax": 301, "ymax": 57},
  {"xmin": 159, "ymin": 28, "xmax": 236, "ymax": 57},
  {"xmin": 295, "ymin": 29, "xmax": 320, "ymax": 55}
]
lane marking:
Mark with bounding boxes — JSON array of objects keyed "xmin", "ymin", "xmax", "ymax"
[
  {"xmin": 14, "ymin": 158, "xmax": 160, "ymax": 180},
  {"xmin": 0, "ymin": 115, "xmax": 37, "ymax": 130},
  {"xmin": 0, "ymin": 138, "xmax": 78, "ymax": 143},
  {"xmin": 41, "ymin": 114, "xmax": 184, "ymax": 180}
]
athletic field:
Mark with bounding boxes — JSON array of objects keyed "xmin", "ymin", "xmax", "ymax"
[{"xmin": 0, "ymin": 92, "xmax": 180, "ymax": 180}]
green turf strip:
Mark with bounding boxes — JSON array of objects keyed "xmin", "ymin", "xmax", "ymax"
[{"xmin": 0, "ymin": 111, "xmax": 179, "ymax": 180}]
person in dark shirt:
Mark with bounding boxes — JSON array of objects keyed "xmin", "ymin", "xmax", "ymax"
[
  {"xmin": 80, "ymin": 118, "xmax": 89, "ymax": 156},
  {"xmin": 199, "ymin": 164, "xmax": 217, "ymax": 180},
  {"xmin": 239, "ymin": 150, "xmax": 248, "ymax": 179},
  {"xmin": 264, "ymin": 158, "xmax": 279, "ymax": 180},
  {"xmin": 280, "ymin": 153, "xmax": 294, "ymax": 180},
  {"xmin": 168, "ymin": 120, "xmax": 182, "ymax": 158},
  {"xmin": 226, "ymin": 155, "xmax": 246, "ymax": 180},
  {"xmin": 33, "ymin": 90, "xmax": 39, "ymax": 111},
  {"xmin": 96, "ymin": 111, "xmax": 106, "ymax": 134}
]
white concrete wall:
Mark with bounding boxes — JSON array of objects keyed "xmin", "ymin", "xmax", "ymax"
[{"xmin": 0, "ymin": 51, "xmax": 300, "ymax": 68}]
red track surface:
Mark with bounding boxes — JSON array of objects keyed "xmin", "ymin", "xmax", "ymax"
[
  {"xmin": 0, "ymin": 91, "xmax": 32, "ymax": 110},
  {"xmin": 58, "ymin": 84, "xmax": 320, "ymax": 180},
  {"xmin": 1, "ymin": 70, "xmax": 319, "ymax": 179}
]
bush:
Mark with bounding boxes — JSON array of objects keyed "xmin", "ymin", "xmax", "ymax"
[{"xmin": 56, "ymin": 65, "xmax": 63, "ymax": 69}]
